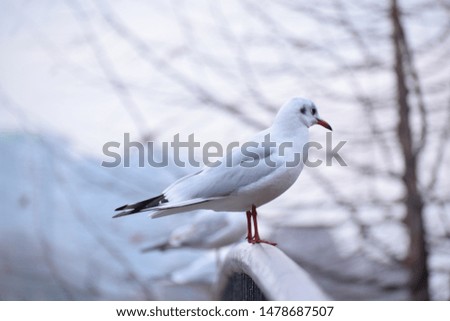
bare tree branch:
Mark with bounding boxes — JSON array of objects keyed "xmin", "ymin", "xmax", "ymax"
[
  {"xmin": 94, "ymin": 0, "xmax": 267, "ymax": 129},
  {"xmin": 210, "ymin": 1, "xmax": 276, "ymax": 113},
  {"xmin": 66, "ymin": 0, "xmax": 152, "ymax": 139}
]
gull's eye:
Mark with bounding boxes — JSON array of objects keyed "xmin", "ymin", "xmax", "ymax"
[
  {"xmin": 300, "ymin": 107, "xmax": 306, "ymax": 114},
  {"xmin": 311, "ymin": 108, "xmax": 317, "ymax": 115}
]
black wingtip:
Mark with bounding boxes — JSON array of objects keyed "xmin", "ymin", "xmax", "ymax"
[
  {"xmin": 141, "ymin": 244, "xmax": 168, "ymax": 253},
  {"xmin": 113, "ymin": 194, "xmax": 166, "ymax": 218},
  {"xmin": 113, "ymin": 205, "xmax": 150, "ymax": 218},
  {"xmin": 115, "ymin": 204, "xmax": 128, "ymax": 211}
]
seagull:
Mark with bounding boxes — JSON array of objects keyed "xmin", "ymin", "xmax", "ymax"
[
  {"xmin": 141, "ymin": 212, "xmax": 246, "ymax": 252},
  {"xmin": 114, "ymin": 97, "xmax": 332, "ymax": 246}
]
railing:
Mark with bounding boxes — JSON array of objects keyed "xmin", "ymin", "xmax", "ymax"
[{"xmin": 216, "ymin": 243, "xmax": 330, "ymax": 301}]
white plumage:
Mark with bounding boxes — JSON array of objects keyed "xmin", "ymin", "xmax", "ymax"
[{"xmin": 114, "ymin": 97, "xmax": 332, "ymax": 245}]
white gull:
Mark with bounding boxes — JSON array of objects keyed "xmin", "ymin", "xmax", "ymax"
[{"xmin": 114, "ymin": 97, "xmax": 332, "ymax": 245}]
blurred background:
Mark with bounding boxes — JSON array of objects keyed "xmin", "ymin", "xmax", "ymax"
[{"xmin": 0, "ymin": 0, "xmax": 449, "ymax": 300}]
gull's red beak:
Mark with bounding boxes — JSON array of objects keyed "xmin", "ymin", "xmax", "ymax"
[{"xmin": 316, "ymin": 118, "xmax": 332, "ymax": 131}]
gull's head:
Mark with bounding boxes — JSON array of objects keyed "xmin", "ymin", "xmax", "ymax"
[{"xmin": 276, "ymin": 97, "xmax": 332, "ymax": 131}]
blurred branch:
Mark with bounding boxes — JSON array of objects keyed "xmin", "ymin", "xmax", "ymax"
[
  {"xmin": 210, "ymin": 1, "xmax": 276, "ymax": 113},
  {"xmin": 308, "ymin": 169, "xmax": 401, "ymax": 262},
  {"xmin": 347, "ymin": 161, "xmax": 402, "ymax": 180},
  {"xmin": 94, "ymin": 0, "xmax": 267, "ymax": 129},
  {"xmin": 426, "ymin": 93, "xmax": 450, "ymax": 193},
  {"xmin": 437, "ymin": 202, "xmax": 450, "ymax": 238},
  {"xmin": 398, "ymin": 33, "xmax": 428, "ymax": 157},
  {"xmin": 333, "ymin": 0, "xmax": 380, "ymax": 66},
  {"xmin": 8, "ymin": 2, "xmax": 101, "ymax": 86},
  {"xmin": 244, "ymin": 0, "xmax": 397, "ymax": 164},
  {"xmin": 66, "ymin": 0, "xmax": 151, "ymax": 139},
  {"xmin": 168, "ymin": 1, "xmax": 245, "ymax": 82},
  {"xmin": 239, "ymin": 0, "xmax": 353, "ymax": 101},
  {"xmin": 292, "ymin": 249, "xmax": 406, "ymax": 292}
]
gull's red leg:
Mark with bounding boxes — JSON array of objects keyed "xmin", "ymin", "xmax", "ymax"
[
  {"xmin": 246, "ymin": 210, "xmax": 253, "ymax": 243},
  {"xmin": 250, "ymin": 205, "xmax": 277, "ymax": 246}
]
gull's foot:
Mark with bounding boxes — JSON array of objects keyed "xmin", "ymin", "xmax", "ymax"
[{"xmin": 250, "ymin": 238, "xmax": 277, "ymax": 246}]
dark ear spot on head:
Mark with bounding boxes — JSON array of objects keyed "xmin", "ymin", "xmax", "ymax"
[{"xmin": 300, "ymin": 107, "xmax": 306, "ymax": 114}]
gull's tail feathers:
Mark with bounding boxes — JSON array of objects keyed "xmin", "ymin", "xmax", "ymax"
[
  {"xmin": 114, "ymin": 195, "xmax": 224, "ymax": 219},
  {"xmin": 149, "ymin": 198, "xmax": 222, "ymax": 219}
]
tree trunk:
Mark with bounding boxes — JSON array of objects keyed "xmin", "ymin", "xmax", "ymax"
[{"xmin": 390, "ymin": 0, "xmax": 429, "ymax": 300}]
